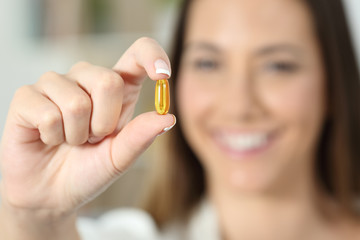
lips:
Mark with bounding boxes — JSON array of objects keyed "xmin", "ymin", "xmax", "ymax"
[{"xmin": 213, "ymin": 130, "xmax": 275, "ymax": 157}]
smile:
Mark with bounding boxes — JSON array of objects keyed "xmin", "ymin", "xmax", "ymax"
[{"xmin": 213, "ymin": 130, "xmax": 275, "ymax": 158}]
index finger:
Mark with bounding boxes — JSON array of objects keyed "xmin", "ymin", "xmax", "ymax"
[{"xmin": 112, "ymin": 37, "xmax": 171, "ymax": 84}]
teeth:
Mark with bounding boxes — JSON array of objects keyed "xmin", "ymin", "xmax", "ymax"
[{"xmin": 221, "ymin": 133, "xmax": 267, "ymax": 151}]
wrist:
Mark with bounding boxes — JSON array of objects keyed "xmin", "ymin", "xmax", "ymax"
[
  {"xmin": 0, "ymin": 205, "xmax": 80, "ymax": 240},
  {"xmin": 0, "ymin": 192, "xmax": 80, "ymax": 240}
]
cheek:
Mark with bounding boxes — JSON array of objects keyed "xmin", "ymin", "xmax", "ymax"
[
  {"xmin": 261, "ymin": 74, "xmax": 325, "ymax": 150},
  {"xmin": 266, "ymin": 81, "xmax": 321, "ymax": 118},
  {"xmin": 176, "ymin": 74, "xmax": 217, "ymax": 125},
  {"xmin": 176, "ymin": 73, "xmax": 221, "ymax": 168}
]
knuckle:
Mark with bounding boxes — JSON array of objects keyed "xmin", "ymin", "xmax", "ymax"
[
  {"xmin": 70, "ymin": 61, "xmax": 91, "ymax": 72},
  {"xmin": 41, "ymin": 133, "xmax": 63, "ymax": 146},
  {"xmin": 38, "ymin": 71, "xmax": 61, "ymax": 84},
  {"xmin": 67, "ymin": 134, "xmax": 88, "ymax": 146},
  {"xmin": 79, "ymin": 134, "xmax": 89, "ymax": 144},
  {"xmin": 66, "ymin": 94, "xmax": 91, "ymax": 115},
  {"xmin": 40, "ymin": 109, "xmax": 62, "ymax": 129},
  {"xmin": 13, "ymin": 85, "xmax": 32, "ymax": 99},
  {"xmin": 97, "ymin": 71, "xmax": 123, "ymax": 92},
  {"xmin": 92, "ymin": 123, "xmax": 115, "ymax": 137}
]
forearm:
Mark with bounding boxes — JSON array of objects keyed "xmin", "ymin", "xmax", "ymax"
[{"xmin": 0, "ymin": 201, "xmax": 80, "ymax": 240}]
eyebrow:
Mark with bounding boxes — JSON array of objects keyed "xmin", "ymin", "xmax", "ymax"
[
  {"xmin": 255, "ymin": 44, "xmax": 303, "ymax": 57},
  {"xmin": 183, "ymin": 42, "xmax": 221, "ymax": 53},
  {"xmin": 184, "ymin": 42, "xmax": 303, "ymax": 57}
]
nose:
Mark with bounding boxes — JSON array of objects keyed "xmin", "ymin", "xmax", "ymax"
[{"xmin": 218, "ymin": 73, "xmax": 265, "ymax": 123}]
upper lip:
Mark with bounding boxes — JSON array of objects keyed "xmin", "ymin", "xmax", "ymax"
[
  {"xmin": 211, "ymin": 129, "xmax": 276, "ymax": 152},
  {"xmin": 214, "ymin": 131, "xmax": 271, "ymax": 142},
  {"xmin": 213, "ymin": 128, "xmax": 275, "ymax": 136}
]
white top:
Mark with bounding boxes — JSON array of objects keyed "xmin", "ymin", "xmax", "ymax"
[{"xmin": 77, "ymin": 200, "xmax": 220, "ymax": 240}]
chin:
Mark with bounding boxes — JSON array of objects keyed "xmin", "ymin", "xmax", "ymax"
[
  {"xmin": 203, "ymin": 128, "xmax": 299, "ymax": 194},
  {"xmin": 227, "ymin": 167, "xmax": 277, "ymax": 194},
  {"xmin": 203, "ymin": 149, "xmax": 287, "ymax": 195}
]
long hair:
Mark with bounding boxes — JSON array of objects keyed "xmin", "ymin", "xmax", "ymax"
[{"xmin": 142, "ymin": 0, "xmax": 360, "ymax": 227}]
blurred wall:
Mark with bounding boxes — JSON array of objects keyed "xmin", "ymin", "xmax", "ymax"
[{"xmin": 344, "ymin": 0, "xmax": 360, "ymax": 63}]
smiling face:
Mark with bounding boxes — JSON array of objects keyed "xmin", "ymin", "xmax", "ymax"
[{"xmin": 177, "ymin": 0, "xmax": 326, "ymax": 193}]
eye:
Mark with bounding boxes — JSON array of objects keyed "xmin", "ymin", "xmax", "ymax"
[
  {"xmin": 193, "ymin": 59, "xmax": 219, "ymax": 71},
  {"xmin": 265, "ymin": 61, "xmax": 299, "ymax": 73}
]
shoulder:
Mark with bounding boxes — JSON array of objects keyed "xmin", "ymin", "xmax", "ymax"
[
  {"xmin": 77, "ymin": 208, "xmax": 159, "ymax": 240},
  {"xmin": 76, "ymin": 199, "xmax": 221, "ymax": 240},
  {"xmin": 161, "ymin": 199, "xmax": 220, "ymax": 240}
]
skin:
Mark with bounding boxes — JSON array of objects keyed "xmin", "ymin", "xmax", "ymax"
[
  {"xmin": 177, "ymin": 0, "xmax": 359, "ymax": 239},
  {"xmin": 0, "ymin": 37, "xmax": 175, "ymax": 240}
]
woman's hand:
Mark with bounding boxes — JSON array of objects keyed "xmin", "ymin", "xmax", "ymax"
[{"xmin": 0, "ymin": 37, "xmax": 175, "ymax": 239}]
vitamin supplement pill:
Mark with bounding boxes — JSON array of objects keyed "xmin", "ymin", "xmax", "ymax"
[{"xmin": 155, "ymin": 79, "xmax": 170, "ymax": 115}]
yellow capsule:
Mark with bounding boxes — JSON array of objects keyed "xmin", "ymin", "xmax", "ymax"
[{"xmin": 155, "ymin": 79, "xmax": 170, "ymax": 115}]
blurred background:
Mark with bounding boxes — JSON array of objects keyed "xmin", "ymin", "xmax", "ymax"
[{"xmin": 0, "ymin": 0, "xmax": 359, "ymax": 217}]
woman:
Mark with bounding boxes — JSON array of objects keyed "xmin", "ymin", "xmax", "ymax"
[{"xmin": 0, "ymin": 0, "xmax": 359, "ymax": 239}]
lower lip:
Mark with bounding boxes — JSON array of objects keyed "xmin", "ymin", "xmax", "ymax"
[{"xmin": 213, "ymin": 134, "xmax": 275, "ymax": 159}]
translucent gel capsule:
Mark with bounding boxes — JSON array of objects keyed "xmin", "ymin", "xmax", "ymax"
[{"xmin": 155, "ymin": 79, "xmax": 170, "ymax": 115}]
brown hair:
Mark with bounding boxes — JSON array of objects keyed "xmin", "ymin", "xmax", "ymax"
[{"xmin": 142, "ymin": 0, "xmax": 360, "ymax": 227}]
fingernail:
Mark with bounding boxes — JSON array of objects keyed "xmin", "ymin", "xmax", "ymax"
[
  {"xmin": 158, "ymin": 114, "xmax": 176, "ymax": 136},
  {"xmin": 88, "ymin": 136, "xmax": 105, "ymax": 144},
  {"xmin": 154, "ymin": 59, "xmax": 171, "ymax": 77}
]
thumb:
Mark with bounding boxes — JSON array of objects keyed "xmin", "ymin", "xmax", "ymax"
[{"xmin": 110, "ymin": 111, "xmax": 176, "ymax": 173}]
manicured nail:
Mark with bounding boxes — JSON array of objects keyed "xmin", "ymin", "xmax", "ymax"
[
  {"xmin": 88, "ymin": 136, "xmax": 105, "ymax": 144},
  {"xmin": 154, "ymin": 59, "xmax": 171, "ymax": 77},
  {"xmin": 158, "ymin": 114, "xmax": 176, "ymax": 136}
]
